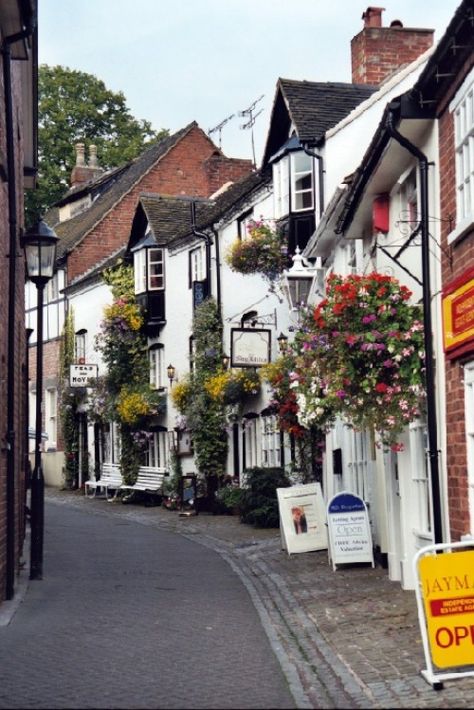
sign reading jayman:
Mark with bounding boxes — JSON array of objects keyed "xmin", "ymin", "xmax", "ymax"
[{"xmin": 70, "ymin": 364, "xmax": 98, "ymax": 387}]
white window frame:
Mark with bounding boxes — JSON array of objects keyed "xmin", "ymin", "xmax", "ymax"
[
  {"xmin": 148, "ymin": 248, "xmax": 165, "ymax": 291},
  {"xmin": 245, "ymin": 418, "xmax": 260, "ymax": 468},
  {"xmin": 238, "ymin": 211, "xmax": 254, "ymax": 241},
  {"xmin": 409, "ymin": 419, "xmax": 431, "ymax": 535},
  {"xmin": 75, "ymin": 330, "xmax": 87, "ymax": 363},
  {"xmin": 465, "ymin": 362, "xmax": 474, "ymax": 533},
  {"xmin": 103, "ymin": 422, "xmax": 121, "ymax": 464},
  {"xmin": 134, "ymin": 249, "xmax": 146, "ymax": 294},
  {"xmin": 143, "ymin": 431, "xmax": 168, "ymax": 469},
  {"xmin": 290, "ymin": 151, "xmax": 314, "ymax": 212},
  {"xmin": 273, "ymin": 155, "xmax": 289, "ymax": 219},
  {"xmin": 149, "ymin": 346, "xmax": 164, "ymax": 390},
  {"xmin": 45, "ymin": 387, "xmax": 57, "ymax": 449},
  {"xmin": 189, "ymin": 245, "xmax": 205, "ymax": 282},
  {"xmin": 451, "ymin": 66, "xmax": 474, "ymax": 231},
  {"xmin": 261, "ymin": 414, "xmax": 280, "ymax": 467},
  {"xmin": 45, "ymin": 272, "xmax": 59, "ymax": 303}
]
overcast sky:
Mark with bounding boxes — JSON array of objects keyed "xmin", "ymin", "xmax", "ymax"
[{"xmin": 39, "ymin": 0, "xmax": 460, "ymax": 166}]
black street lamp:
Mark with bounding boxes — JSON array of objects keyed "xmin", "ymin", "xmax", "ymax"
[
  {"xmin": 167, "ymin": 363, "xmax": 176, "ymax": 388},
  {"xmin": 22, "ymin": 220, "xmax": 58, "ymax": 580}
]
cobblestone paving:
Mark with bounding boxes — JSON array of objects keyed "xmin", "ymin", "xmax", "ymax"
[{"xmin": 17, "ymin": 489, "xmax": 474, "ymax": 708}]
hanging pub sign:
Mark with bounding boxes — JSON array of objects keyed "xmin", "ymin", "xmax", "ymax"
[
  {"xmin": 327, "ymin": 491, "xmax": 374, "ymax": 571},
  {"xmin": 231, "ymin": 328, "xmax": 271, "ymax": 368},
  {"xmin": 442, "ymin": 266, "xmax": 474, "ymax": 358},
  {"xmin": 277, "ymin": 483, "xmax": 328, "ymax": 555},
  {"xmin": 413, "ymin": 541, "xmax": 474, "ymax": 689},
  {"xmin": 70, "ymin": 364, "xmax": 98, "ymax": 387}
]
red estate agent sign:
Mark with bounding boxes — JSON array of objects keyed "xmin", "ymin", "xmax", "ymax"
[{"xmin": 414, "ymin": 542, "xmax": 474, "ymax": 689}]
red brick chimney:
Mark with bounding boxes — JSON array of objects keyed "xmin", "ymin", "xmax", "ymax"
[
  {"xmin": 351, "ymin": 6, "xmax": 434, "ymax": 85},
  {"xmin": 70, "ymin": 143, "xmax": 104, "ymax": 188}
]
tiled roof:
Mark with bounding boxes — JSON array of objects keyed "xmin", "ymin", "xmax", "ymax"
[
  {"xmin": 199, "ymin": 169, "xmax": 270, "ymax": 225},
  {"xmin": 139, "ymin": 194, "xmax": 211, "ymax": 245},
  {"xmin": 262, "ymin": 79, "xmax": 377, "ymax": 164},
  {"xmin": 129, "ymin": 168, "xmax": 271, "ymax": 251},
  {"xmin": 45, "ymin": 122, "xmax": 199, "ymax": 260}
]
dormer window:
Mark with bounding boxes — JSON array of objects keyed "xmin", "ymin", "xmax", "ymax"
[
  {"xmin": 132, "ymin": 235, "xmax": 165, "ymax": 295},
  {"xmin": 272, "ymin": 145, "xmax": 315, "ymax": 219}
]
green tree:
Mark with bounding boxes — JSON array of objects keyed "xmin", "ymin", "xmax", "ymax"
[{"xmin": 26, "ymin": 65, "xmax": 168, "ymax": 223}]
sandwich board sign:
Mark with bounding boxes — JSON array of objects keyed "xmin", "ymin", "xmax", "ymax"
[
  {"xmin": 70, "ymin": 364, "xmax": 98, "ymax": 387},
  {"xmin": 413, "ymin": 541, "xmax": 474, "ymax": 689},
  {"xmin": 327, "ymin": 491, "xmax": 374, "ymax": 571},
  {"xmin": 277, "ymin": 482, "xmax": 328, "ymax": 555}
]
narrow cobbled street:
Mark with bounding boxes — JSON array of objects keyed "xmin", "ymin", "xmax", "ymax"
[{"xmin": 0, "ymin": 497, "xmax": 295, "ymax": 710}]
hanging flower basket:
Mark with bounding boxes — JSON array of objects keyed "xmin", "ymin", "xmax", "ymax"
[
  {"xmin": 293, "ymin": 272, "xmax": 426, "ymax": 450},
  {"xmin": 225, "ymin": 219, "xmax": 289, "ymax": 283},
  {"xmin": 205, "ymin": 369, "xmax": 261, "ymax": 405},
  {"xmin": 116, "ymin": 385, "xmax": 166, "ymax": 427}
]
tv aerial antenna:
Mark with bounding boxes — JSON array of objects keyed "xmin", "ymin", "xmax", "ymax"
[
  {"xmin": 208, "ymin": 113, "xmax": 235, "ymax": 150},
  {"xmin": 238, "ymin": 94, "xmax": 264, "ymax": 167}
]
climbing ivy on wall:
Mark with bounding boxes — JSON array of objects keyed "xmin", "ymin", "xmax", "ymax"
[{"xmin": 59, "ymin": 307, "xmax": 81, "ymax": 489}]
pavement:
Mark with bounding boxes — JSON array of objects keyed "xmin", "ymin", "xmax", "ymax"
[{"xmin": 5, "ymin": 488, "xmax": 474, "ymax": 709}]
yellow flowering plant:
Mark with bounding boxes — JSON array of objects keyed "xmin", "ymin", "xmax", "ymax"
[
  {"xmin": 205, "ymin": 368, "xmax": 261, "ymax": 405},
  {"xmin": 116, "ymin": 385, "xmax": 166, "ymax": 427}
]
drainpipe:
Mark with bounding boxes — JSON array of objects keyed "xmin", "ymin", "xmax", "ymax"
[
  {"xmin": 386, "ymin": 109, "xmax": 443, "ymax": 546},
  {"xmin": 302, "ymin": 143, "xmax": 325, "ymax": 218},
  {"xmin": 2, "ymin": 19, "xmax": 36, "ymax": 600}
]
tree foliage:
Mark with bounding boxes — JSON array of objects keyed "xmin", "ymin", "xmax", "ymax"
[{"xmin": 26, "ymin": 64, "xmax": 168, "ymax": 223}]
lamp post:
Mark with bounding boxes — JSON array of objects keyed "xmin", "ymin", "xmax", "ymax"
[
  {"xmin": 277, "ymin": 332, "xmax": 289, "ymax": 353},
  {"xmin": 167, "ymin": 363, "xmax": 176, "ymax": 388},
  {"xmin": 22, "ymin": 220, "xmax": 58, "ymax": 580}
]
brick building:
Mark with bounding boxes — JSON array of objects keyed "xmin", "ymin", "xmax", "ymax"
[
  {"xmin": 26, "ymin": 122, "xmax": 252, "ymax": 485},
  {"xmin": 0, "ymin": 0, "xmax": 37, "ymax": 603}
]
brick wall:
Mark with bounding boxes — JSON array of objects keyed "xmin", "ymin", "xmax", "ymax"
[
  {"xmin": 68, "ymin": 125, "xmax": 252, "ymax": 282},
  {"xmin": 439, "ymin": 80, "xmax": 474, "ymax": 540},
  {"xmin": 351, "ymin": 23, "xmax": 434, "ymax": 85},
  {"xmin": 0, "ymin": 55, "xmax": 28, "ymax": 602}
]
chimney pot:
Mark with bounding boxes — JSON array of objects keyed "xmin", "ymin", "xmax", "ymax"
[
  {"xmin": 75, "ymin": 143, "xmax": 85, "ymax": 167},
  {"xmin": 362, "ymin": 6, "xmax": 385, "ymax": 28},
  {"xmin": 88, "ymin": 144, "xmax": 99, "ymax": 168}
]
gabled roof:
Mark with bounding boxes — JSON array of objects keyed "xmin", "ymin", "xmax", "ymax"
[
  {"xmin": 127, "ymin": 168, "xmax": 271, "ymax": 253},
  {"xmin": 45, "ymin": 122, "xmax": 200, "ymax": 260},
  {"xmin": 262, "ymin": 79, "xmax": 377, "ymax": 165},
  {"xmin": 129, "ymin": 194, "xmax": 211, "ymax": 250}
]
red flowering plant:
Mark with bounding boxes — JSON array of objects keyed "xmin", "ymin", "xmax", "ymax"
[
  {"xmin": 293, "ymin": 272, "xmax": 426, "ymax": 451},
  {"xmin": 261, "ymin": 354, "xmax": 305, "ymax": 438}
]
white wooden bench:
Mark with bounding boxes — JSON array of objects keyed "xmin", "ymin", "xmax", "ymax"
[
  {"xmin": 84, "ymin": 463, "xmax": 122, "ymax": 500},
  {"xmin": 119, "ymin": 466, "xmax": 167, "ymax": 498}
]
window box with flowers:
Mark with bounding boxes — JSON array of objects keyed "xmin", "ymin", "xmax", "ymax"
[
  {"xmin": 293, "ymin": 272, "xmax": 426, "ymax": 451},
  {"xmin": 204, "ymin": 368, "xmax": 261, "ymax": 406},
  {"xmin": 225, "ymin": 218, "xmax": 289, "ymax": 285}
]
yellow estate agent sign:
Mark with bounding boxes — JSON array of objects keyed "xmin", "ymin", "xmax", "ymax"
[{"xmin": 414, "ymin": 542, "xmax": 474, "ymax": 688}]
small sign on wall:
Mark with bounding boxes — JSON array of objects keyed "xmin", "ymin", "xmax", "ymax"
[
  {"xmin": 277, "ymin": 483, "xmax": 328, "ymax": 555},
  {"xmin": 327, "ymin": 491, "xmax": 374, "ymax": 571},
  {"xmin": 69, "ymin": 364, "xmax": 98, "ymax": 387}
]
